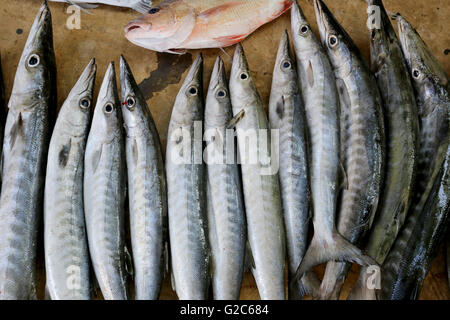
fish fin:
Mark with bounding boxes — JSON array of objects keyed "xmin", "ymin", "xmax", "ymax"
[
  {"xmin": 58, "ymin": 138, "xmax": 72, "ymax": 167},
  {"xmin": 292, "ymin": 233, "xmax": 377, "ymax": 297},
  {"xmin": 91, "ymin": 144, "xmax": 103, "ymax": 172},
  {"xmin": 9, "ymin": 112, "xmax": 24, "ymax": 149},
  {"xmin": 307, "ymin": 60, "xmax": 315, "ymax": 88},
  {"xmin": 244, "ymin": 241, "xmax": 256, "ymax": 272},
  {"xmin": 339, "ymin": 161, "xmax": 349, "ymax": 190},
  {"xmin": 63, "ymin": 0, "xmax": 97, "ymax": 14},
  {"xmin": 131, "ymin": 0, "xmax": 153, "ymax": 14},
  {"xmin": 347, "ymin": 268, "xmax": 377, "ymax": 300},
  {"xmin": 132, "ymin": 138, "xmax": 139, "ymax": 165},
  {"xmin": 289, "ymin": 272, "xmax": 321, "ymax": 300},
  {"xmin": 166, "ymin": 49, "xmax": 187, "ymax": 55},
  {"xmin": 198, "ymin": 2, "xmax": 244, "ymax": 20},
  {"xmin": 124, "ymin": 246, "xmax": 134, "ymax": 279},
  {"xmin": 213, "ymin": 34, "xmax": 248, "ymax": 48},
  {"xmin": 219, "ymin": 47, "xmax": 233, "ymax": 63},
  {"xmin": 227, "ymin": 109, "xmax": 245, "ymax": 129},
  {"xmin": 171, "ymin": 270, "xmax": 177, "ymax": 292}
]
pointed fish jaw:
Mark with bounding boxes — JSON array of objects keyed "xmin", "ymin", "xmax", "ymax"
[
  {"xmin": 180, "ymin": 53, "xmax": 203, "ymax": 92},
  {"xmin": 205, "ymin": 57, "xmax": 231, "ymax": 127},
  {"xmin": 91, "ymin": 62, "xmax": 121, "ymax": 142},
  {"xmin": 230, "ymin": 43, "xmax": 250, "ymax": 81},
  {"xmin": 119, "ymin": 55, "xmax": 146, "ymax": 130},
  {"xmin": 9, "ymin": 1, "xmax": 54, "ymax": 108},
  {"xmin": 291, "ymin": 1, "xmax": 322, "ymax": 57},
  {"xmin": 58, "ymin": 59, "xmax": 96, "ymax": 129},
  {"xmin": 272, "ymin": 30, "xmax": 297, "ymax": 92}
]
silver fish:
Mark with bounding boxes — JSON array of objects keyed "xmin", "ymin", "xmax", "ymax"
[
  {"xmin": 205, "ymin": 57, "xmax": 246, "ymax": 300},
  {"xmin": 120, "ymin": 55, "xmax": 168, "ymax": 300},
  {"xmin": 377, "ymin": 15, "xmax": 450, "ymax": 300},
  {"xmin": 268, "ymin": 29, "xmax": 311, "ymax": 299},
  {"xmin": 44, "ymin": 59, "xmax": 96, "ymax": 300},
  {"xmin": 49, "ymin": 0, "xmax": 152, "ymax": 13},
  {"xmin": 0, "ymin": 1, "xmax": 57, "ymax": 300},
  {"xmin": 166, "ymin": 54, "xmax": 209, "ymax": 300},
  {"xmin": 322, "ymin": 0, "xmax": 419, "ymax": 300},
  {"xmin": 290, "ymin": 1, "xmax": 340, "ymax": 299},
  {"xmin": 0, "ymin": 55, "xmax": 6, "ymax": 188},
  {"xmin": 230, "ymin": 43, "xmax": 286, "ymax": 300},
  {"xmin": 292, "ymin": 0, "xmax": 382, "ymax": 296},
  {"xmin": 84, "ymin": 62, "xmax": 129, "ymax": 300}
]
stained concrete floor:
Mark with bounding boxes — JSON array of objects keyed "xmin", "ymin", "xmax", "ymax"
[{"xmin": 0, "ymin": 0, "xmax": 449, "ymax": 299}]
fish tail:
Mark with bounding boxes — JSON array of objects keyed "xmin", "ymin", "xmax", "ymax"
[
  {"xmin": 288, "ymin": 272, "xmax": 321, "ymax": 300},
  {"xmin": 292, "ymin": 233, "xmax": 376, "ymax": 297},
  {"xmin": 131, "ymin": 0, "xmax": 152, "ymax": 13}
]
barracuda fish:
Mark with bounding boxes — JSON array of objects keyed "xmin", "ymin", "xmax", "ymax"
[
  {"xmin": 377, "ymin": 15, "xmax": 450, "ymax": 300},
  {"xmin": 44, "ymin": 59, "xmax": 96, "ymax": 300},
  {"xmin": 166, "ymin": 54, "xmax": 210, "ymax": 300},
  {"xmin": 322, "ymin": 0, "xmax": 419, "ymax": 300},
  {"xmin": 290, "ymin": 2, "xmax": 339, "ymax": 299},
  {"xmin": 0, "ymin": 55, "xmax": 6, "ymax": 188},
  {"xmin": 205, "ymin": 57, "xmax": 246, "ymax": 300},
  {"xmin": 119, "ymin": 55, "xmax": 168, "ymax": 300},
  {"xmin": 292, "ymin": 0, "xmax": 383, "ymax": 296},
  {"xmin": 0, "ymin": 1, "xmax": 57, "ymax": 300},
  {"xmin": 84, "ymin": 62, "xmax": 129, "ymax": 300},
  {"xmin": 49, "ymin": 0, "xmax": 152, "ymax": 13},
  {"xmin": 124, "ymin": 0, "xmax": 293, "ymax": 54},
  {"xmin": 230, "ymin": 43, "xmax": 286, "ymax": 300},
  {"xmin": 268, "ymin": 29, "xmax": 312, "ymax": 299}
]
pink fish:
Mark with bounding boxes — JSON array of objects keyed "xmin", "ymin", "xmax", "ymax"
[{"xmin": 125, "ymin": 0, "xmax": 293, "ymax": 53}]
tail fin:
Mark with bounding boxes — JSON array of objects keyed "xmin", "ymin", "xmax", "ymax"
[
  {"xmin": 288, "ymin": 272, "xmax": 321, "ymax": 300},
  {"xmin": 347, "ymin": 266, "xmax": 377, "ymax": 300},
  {"xmin": 291, "ymin": 232, "xmax": 377, "ymax": 297},
  {"xmin": 131, "ymin": 0, "xmax": 152, "ymax": 13},
  {"xmin": 319, "ymin": 261, "xmax": 352, "ymax": 300}
]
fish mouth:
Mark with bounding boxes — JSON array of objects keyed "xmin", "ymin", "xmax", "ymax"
[
  {"xmin": 124, "ymin": 20, "xmax": 152, "ymax": 36},
  {"xmin": 209, "ymin": 56, "xmax": 226, "ymax": 89},
  {"xmin": 231, "ymin": 43, "xmax": 250, "ymax": 78}
]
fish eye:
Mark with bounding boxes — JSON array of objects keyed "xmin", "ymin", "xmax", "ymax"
[
  {"xmin": 412, "ymin": 69, "xmax": 421, "ymax": 79},
  {"xmin": 79, "ymin": 97, "xmax": 91, "ymax": 110},
  {"xmin": 27, "ymin": 54, "xmax": 40, "ymax": 68},
  {"xmin": 104, "ymin": 103, "xmax": 114, "ymax": 114},
  {"xmin": 216, "ymin": 89, "xmax": 227, "ymax": 98},
  {"xmin": 300, "ymin": 25, "xmax": 309, "ymax": 35},
  {"xmin": 126, "ymin": 96, "xmax": 136, "ymax": 110},
  {"xmin": 149, "ymin": 7, "xmax": 160, "ymax": 14},
  {"xmin": 188, "ymin": 86, "xmax": 198, "ymax": 96},
  {"xmin": 281, "ymin": 60, "xmax": 292, "ymax": 70},
  {"xmin": 328, "ymin": 35, "xmax": 338, "ymax": 48},
  {"xmin": 240, "ymin": 72, "xmax": 249, "ymax": 80}
]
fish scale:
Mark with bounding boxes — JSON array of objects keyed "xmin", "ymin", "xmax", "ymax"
[
  {"xmin": 230, "ymin": 43, "xmax": 285, "ymax": 300},
  {"xmin": 205, "ymin": 57, "xmax": 246, "ymax": 300},
  {"xmin": 166, "ymin": 55, "xmax": 209, "ymax": 300},
  {"xmin": 84, "ymin": 63, "xmax": 128, "ymax": 300},
  {"xmin": 377, "ymin": 14, "xmax": 449, "ymax": 300},
  {"xmin": 0, "ymin": 1, "xmax": 56, "ymax": 300},
  {"xmin": 304, "ymin": 0, "xmax": 384, "ymax": 300}
]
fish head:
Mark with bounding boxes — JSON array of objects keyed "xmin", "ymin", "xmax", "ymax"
[
  {"xmin": 230, "ymin": 43, "xmax": 259, "ymax": 102},
  {"xmin": 397, "ymin": 15, "xmax": 449, "ymax": 106},
  {"xmin": 59, "ymin": 59, "xmax": 96, "ymax": 131},
  {"xmin": 314, "ymin": 0, "xmax": 359, "ymax": 73},
  {"xmin": 91, "ymin": 62, "xmax": 122, "ymax": 143},
  {"xmin": 291, "ymin": 1, "xmax": 320, "ymax": 55},
  {"xmin": 124, "ymin": 1, "xmax": 196, "ymax": 52},
  {"xmin": 272, "ymin": 30, "xmax": 298, "ymax": 96},
  {"xmin": 119, "ymin": 55, "xmax": 150, "ymax": 132},
  {"xmin": 9, "ymin": 1, "xmax": 56, "ymax": 112},
  {"xmin": 170, "ymin": 54, "xmax": 204, "ymax": 126},
  {"xmin": 205, "ymin": 57, "xmax": 232, "ymax": 128}
]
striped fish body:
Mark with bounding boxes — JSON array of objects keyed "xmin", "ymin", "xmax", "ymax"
[
  {"xmin": 230, "ymin": 44, "xmax": 286, "ymax": 300},
  {"xmin": 0, "ymin": 2, "xmax": 57, "ymax": 300},
  {"xmin": 44, "ymin": 60, "xmax": 96, "ymax": 300},
  {"xmin": 120, "ymin": 56, "xmax": 168, "ymax": 300},
  {"xmin": 166, "ymin": 55, "xmax": 210, "ymax": 300},
  {"xmin": 84, "ymin": 63, "xmax": 129, "ymax": 300}
]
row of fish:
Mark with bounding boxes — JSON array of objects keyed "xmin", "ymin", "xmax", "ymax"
[{"xmin": 0, "ymin": 0, "xmax": 448, "ymax": 300}]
